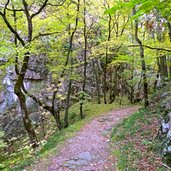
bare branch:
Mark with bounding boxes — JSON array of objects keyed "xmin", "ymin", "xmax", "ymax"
[
  {"xmin": 0, "ymin": 1, "xmax": 25, "ymax": 46},
  {"xmin": 32, "ymin": 31, "xmax": 59, "ymax": 41},
  {"xmin": 128, "ymin": 44, "xmax": 171, "ymax": 52},
  {"xmin": 162, "ymin": 163, "xmax": 171, "ymax": 170},
  {"xmin": 22, "ymin": 0, "xmax": 32, "ymax": 42},
  {"xmin": 4, "ymin": 0, "xmax": 10, "ymax": 15},
  {"xmin": 22, "ymin": 83, "xmax": 53, "ymax": 113},
  {"xmin": 0, "ymin": 4, "xmax": 24, "ymax": 11},
  {"xmin": 0, "ymin": 11, "xmax": 25, "ymax": 46},
  {"xmin": 31, "ymin": 0, "xmax": 49, "ymax": 19}
]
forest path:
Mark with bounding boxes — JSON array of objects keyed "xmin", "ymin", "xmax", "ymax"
[{"xmin": 33, "ymin": 106, "xmax": 139, "ymax": 171}]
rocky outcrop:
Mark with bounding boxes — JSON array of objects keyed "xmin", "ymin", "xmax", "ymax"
[
  {"xmin": 0, "ymin": 112, "xmax": 41, "ymax": 139},
  {"xmin": 0, "ymin": 55, "xmax": 49, "ymax": 139},
  {"xmin": 0, "ymin": 55, "xmax": 48, "ymax": 113},
  {"xmin": 151, "ymin": 84, "xmax": 171, "ymax": 165}
]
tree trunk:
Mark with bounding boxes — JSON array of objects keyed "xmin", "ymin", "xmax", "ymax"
[
  {"xmin": 109, "ymin": 71, "xmax": 113, "ymax": 103},
  {"xmin": 167, "ymin": 22, "xmax": 171, "ymax": 42},
  {"xmin": 134, "ymin": 8, "xmax": 149, "ymax": 108},
  {"xmin": 54, "ymin": 110, "xmax": 62, "ymax": 130},
  {"xmin": 64, "ymin": 0, "xmax": 80, "ymax": 127},
  {"xmin": 109, "ymin": 68, "xmax": 119, "ymax": 104},
  {"xmin": 169, "ymin": 56, "xmax": 171, "ymax": 80},
  {"xmin": 158, "ymin": 55, "xmax": 168, "ymax": 81},
  {"xmin": 14, "ymin": 52, "xmax": 38, "ymax": 149},
  {"xmin": 82, "ymin": 0, "xmax": 87, "ymax": 92},
  {"xmin": 80, "ymin": 102, "xmax": 84, "ymax": 119},
  {"xmin": 92, "ymin": 59, "xmax": 101, "ymax": 104},
  {"xmin": 64, "ymin": 80, "xmax": 72, "ymax": 128},
  {"xmin": 103, "ymin": 66, "xmax": 107, "ymax": 104},
  {"xmin": 154, "ymin": 72, "xmax": 160, "ymax": 92},
  {"xmin": 80, "ymin": 0, "xmax": 87, "ymax": 119},
  {"xmin": 103, "ymin": 14, "xmax": 112, "ymax": 104}
]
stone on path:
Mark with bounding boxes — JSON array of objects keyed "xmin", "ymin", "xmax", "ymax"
[
  {"xmin": 63, "ymin": 151, "xmax": 93, "ymax": 169},
  {"xmin": 27, "ymin": 106, "xmax": 140, "ymax": 171},
  {"xmin": 76, "ymin": 152, "xmax": 93, "ymax": 161}
]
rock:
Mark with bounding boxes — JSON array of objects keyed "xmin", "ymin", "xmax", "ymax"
[
  {"xmin": 165, "ymin": 100, "xmax": 171, "ymax": 110},
  {"xmin": 63, "ymin": 152, "xmax": 93, "ymax": 169},
  {"xmin": 167, "ymin": 130, "xmax": 171, "ymax": 140},
  {"xmin": 0, "ymin": 54, "xmax": 48, "ymax": 114},
  {"xmin": 0, "ymin": 112, "xmax": 13, "ymax": 129},
  {"xmin": 98, "ymin": 117, "xmax": 113, "ymax": 122},
  {"xmin": 161, "ymin": 92, "xmax": 169, "ymax": 98},
  {"xmin": 26, "ymin": 98, "xmax": 39, "ymax": 114},
  {"xmin": 4, "ymin": 116, "xmax": 25, "ymax": 139},
  {"xmin": 0, "ymin": 92, "xmax": 5, "ymax": 103},
  {"xmin": 29, "ymin": 112, "xmax": 42, "ymax": 124},
  {"xmin": 63, "ymin": 159, "xmax": 88, "ymax": 169},
  {"xmin": 3, "ymin": 112, "xmax": 41, "ymax": 139},
  {"xmin": 104, "ymin": 127, "xmax": 112, "ymax": 132},
  {"xmin": 66, "ymin": 159, "xmax": 88, "ymax": 166},
  {"xmin": 161, "ymin": 120, "xmax": 170, "ymax": 133},
  {"xmin": 76, "ymin": 152, "xmax": 93, "ymax": 161}
]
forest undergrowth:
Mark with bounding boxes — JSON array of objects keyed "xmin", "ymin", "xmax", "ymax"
[{"xmin": 111, "ymin": 84, "xmax": 171, "ymax": 171}]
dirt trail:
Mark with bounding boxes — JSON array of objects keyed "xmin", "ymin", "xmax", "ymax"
[{"xmin": 32, "ymin": 106, "xmax": 140, "ymax": 171}]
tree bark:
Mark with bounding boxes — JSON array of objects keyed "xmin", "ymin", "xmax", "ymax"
[
  {"xmin": 103, "ymin": 14, "xmax": 112, "ymax": 104},
  {"xmin": 64, "ymin": 80, "xmax": 72, "ymax": 128},
  {"xmin": 134, "ymin": 8, "xmax": 149, "ymax": 108},
  {"xmin": 64, "ymin": 0, "xmax": 80, "ymax": 127},
  {"xmin": 14, "ymin": 52, "xmax": 38, "ymax": 149},
  {"xmin": 167, "ymin": 22, "xmax": 171, "ymax": 42},
  {"xmin": 92, "ymin": 59, "xmax": 101, "ymax": 104},
  {"xmin": 80, "ymin": 0, "xmax": 87, "ymax": 119}
]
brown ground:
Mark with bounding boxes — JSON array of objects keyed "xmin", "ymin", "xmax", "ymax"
[{"xmin": 31, "ymin": 106, "xmax": 139, "ymax": 171}]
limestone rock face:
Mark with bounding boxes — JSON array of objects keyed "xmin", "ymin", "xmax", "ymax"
[
  {"xmin": 164, "ymin": 96, "xmax": 171, "ymax": 111},
  {"xmin": 0, "ymin": 55, "xmax": 49, "ymax": 139},
  {"xmin": 0, "ymin": 55, "xmax": 48, "ymax": 113},
  {"xmin": 25, "ymin": 55, "xmax": 48, "ymax": 80}
]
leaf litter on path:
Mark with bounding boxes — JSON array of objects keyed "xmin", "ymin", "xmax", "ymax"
[{"xmin": 31, "ymin": 106, "xmax": 140, "ymax": 171}]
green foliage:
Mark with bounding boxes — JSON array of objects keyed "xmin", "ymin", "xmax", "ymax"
[
  {"xmin": 105, "ymin": 0, "xmax": 171, "ymax": 22},
  {"xmin": 75, "ymin": 91, "xmax": 91, "ymax": 105},
  {"xmin": 1, "ymin": 0, "xmax": 171, "ymax": 170}
]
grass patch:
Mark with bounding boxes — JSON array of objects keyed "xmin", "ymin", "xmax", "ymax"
[
  {"xmin": 111, "ymin": 108, "xmax": 165, "ymax": 170},
  {"xmin": 6, "ymin": 100, "xmax": 130, "ymax": 171}
]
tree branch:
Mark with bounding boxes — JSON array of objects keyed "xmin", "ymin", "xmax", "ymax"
[
  {"xmin": 0, "ymin": 4, "xmax": 24, "ymax": 11},
  {"xmin": 4, "ymin": 0, "xmax": 10, "ymax": 15},
  {"xmin": 128, "ymin": 44, "xmax": 171, "ymax": 52},
  {"xmin": 22, "ymin": 0, "xmax": 32, "ymax": 42},
  {"xmin": 32, "ymin": 31, "xmax": 59, "ymax": 41},
  {"xmin": 0, "ymin": 11, "xmax": 25, "ymax": 46},
  {"xmin": 162, "ymin": 163, "xmax": 171, "ymax": 170},
  {"xmin": 22, "ymin": 83, "xmax": 53, "ymax": 113},
  {"xmin": 31, "ymin": 0, "xmax": 49, "ymax": 19}
]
